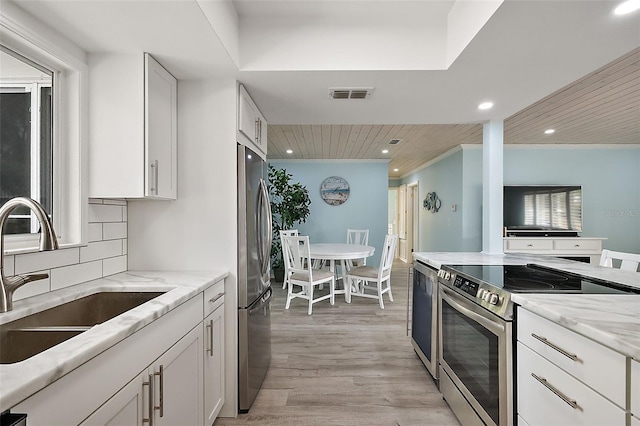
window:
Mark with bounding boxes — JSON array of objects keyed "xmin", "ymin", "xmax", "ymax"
[
  {"xmin": 1, "ymin": 2, "xmax": 87, "ymax": 252},
  {"xmin": 1, "ymin": 47, "xmax": 53, "ymax": 235}
]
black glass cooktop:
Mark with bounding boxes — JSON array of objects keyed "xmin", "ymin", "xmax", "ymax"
[{"xmin": 445, "ymin": 264, "xmax": 640, "ymax": 294}]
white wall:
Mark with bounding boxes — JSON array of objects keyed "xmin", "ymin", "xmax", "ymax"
[{"xmin": 127, "ymin": 77, "xmax": 239, "ymax": 416}]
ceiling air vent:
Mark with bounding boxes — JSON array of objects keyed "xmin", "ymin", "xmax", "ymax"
[
  {"xmin": 388, "ymin": 139, "xmax": 401, "ymax": 145},
  {"xmin": 329, "ymin": 87, "xmax": 374, "ymax": 100}
]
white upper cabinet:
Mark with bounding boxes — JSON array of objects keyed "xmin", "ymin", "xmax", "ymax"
[
  {"xmin": 89, "ymin": 52, "xmax": 177, "ymax": 199},
  {"xmin": 237, "ymin": 83, "xmax": 267, "ymax": 159}
]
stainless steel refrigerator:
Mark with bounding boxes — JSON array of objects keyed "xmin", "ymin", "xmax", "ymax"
[{"xmin": 237, "ymin": 143, "xmax": 272, "ymax": 413}]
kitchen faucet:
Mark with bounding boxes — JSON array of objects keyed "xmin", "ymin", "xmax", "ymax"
[{"xmin": 0, "ymin": 197, "xmax": 59, "ymax": 313}]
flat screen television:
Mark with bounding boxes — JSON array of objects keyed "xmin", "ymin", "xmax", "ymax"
[{"xmin": 503, "ymin": 185, "xmax": 582, "ymax": 237}]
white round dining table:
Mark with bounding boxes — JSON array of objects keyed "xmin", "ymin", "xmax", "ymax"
[{"xmin": 308, "ymin": 243, "xmax": 375, "ymax": 300}]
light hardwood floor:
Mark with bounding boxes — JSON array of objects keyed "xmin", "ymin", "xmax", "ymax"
[{"xmin": 215, "ymin": 260, "xmax": 460, "ymax": 426}]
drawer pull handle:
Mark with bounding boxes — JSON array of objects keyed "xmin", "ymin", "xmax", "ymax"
[
  {"xmin": 574, "ymin": 244, "xmax": 580, "ymax": 247},
  {"xmin": 209, "ymin": 292, "xmax": 225, "ymax": 304},
  {"xmin": 531, "ymin": 373, "xmax": 579, "ymax": 410},
  {"xmin": 527, "ymin": 244, "xmax": 533, "ymax": 247},
  {"xmin": 531, "ymin": 333, "xmax": 578, "ymax": 361}
]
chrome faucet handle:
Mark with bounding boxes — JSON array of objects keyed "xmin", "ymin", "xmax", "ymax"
[{"xmin": 0, "ymin": 197, "xmax": 59, "ymax": 312}]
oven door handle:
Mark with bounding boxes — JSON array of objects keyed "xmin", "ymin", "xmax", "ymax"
[{"xmin": 440, "ymin": 286, "xmax": 505, "ymax": 335}]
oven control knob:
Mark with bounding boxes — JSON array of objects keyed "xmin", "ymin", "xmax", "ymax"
[
  {"xmin": 489, "ymin": 293, "xmax": 500, "ymax": 305},
  {"xmin": 438, "ymin": 270, "xmax": 444, "ymax": 278},
  {"xmin": 483, "ymin": 292, "xmax": 492, "ymax": 302},
  {"xmin": 477, "ymin": 289, "xmax": 485, "ymax": 299}
]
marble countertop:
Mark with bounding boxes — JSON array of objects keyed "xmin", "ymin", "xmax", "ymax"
[
  {"xmin": 413, "ymin": 252, "xmax": 640, "ymax": 288},
  {"xmin": 412, "ymin": 251, "xmax": 640, "ymax": 359},
  {"xmin": 0, "ymin": 269, "xmax": 228, "ymax": 411},
  {"xmin": 511, "ymin": 294, "xmax": 640, "ymax": 360}
]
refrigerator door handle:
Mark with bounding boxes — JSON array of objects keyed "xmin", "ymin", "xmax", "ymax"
[
  {"xmin": 257, "ymin": 178, "xmax": 273, "ymax": 276},
  {"xmin": 248, "ymin": 287, "xmax": 273, "ymax": 315}
]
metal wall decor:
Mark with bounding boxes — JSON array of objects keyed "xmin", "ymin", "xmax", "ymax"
[
  {"xmin": 423, "ymin": 192, "xmax": 441, "ymax": 213},
  {"xmin": 320, "ymin": 176, "xmax": 350, "ymax": 206}
]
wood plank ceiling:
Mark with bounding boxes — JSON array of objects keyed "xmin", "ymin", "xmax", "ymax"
[{"xmin": 267, "ymin": 47, "xmax": 640, "ymax": 178}]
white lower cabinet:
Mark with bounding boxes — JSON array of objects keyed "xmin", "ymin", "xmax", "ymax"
[
  {"xmin": 632, "ymin": 359, "xmax": 640, "ymax": 425},
  {"xmin": 204, "ymin": 294, "xmax": 225, "ymax": 425},
  {"xmin": 82, "ymin": 323, "xmax": 203, "ymax": 425},
  {"xmin": 11, "ymin": 279, "xmax": 227, "ymax": 425},
  {"xmin": 81, "ymin": 370, "xmax": 147, "ymax": 425},
  {"xmin": 516, "ymin": 307, "xmax": 628, "ymax": 426},
  {"xmin": 517, "ymin": 342, "xmax": 625, "ymax": 425}
]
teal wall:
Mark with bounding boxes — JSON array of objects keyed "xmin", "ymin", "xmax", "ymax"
[
  {"xmin": 504, "ymin": 147, "xmax": 640, "ymax": 253},
  {"xmin": 402, "ymin": 148, "xmax": 478, "ymax": 252},
  {"xmin": 401, "ymin": 146, "xmax": 640, "ymax": 254},
  {"xmin": 268, "ymin": 161, "xmax": 389, "ymax": 266}
]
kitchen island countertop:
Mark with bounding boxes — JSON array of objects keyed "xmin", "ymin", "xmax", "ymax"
[
  {"xmin": 413, "ymin": 252, "xmax": 640, "ymax": 359},
  {"xmin": 0, "ymin": 269, "xmax": 228, "ymax": 411}
]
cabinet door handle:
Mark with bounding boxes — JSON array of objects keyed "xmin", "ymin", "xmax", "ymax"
[
  {"xmin": 143, "ymin": 374, "xmax": 154, "ymax": 425},
  {"xmin": 527, "ymin": 243, "xmax": 533, "ymax": 247},
  {"xmin": 206, "ymin": 319, "xmax": 214, "ymax": 357},
  {"xmin": 150, "ymin": 160, "xmax": 159, "ymax": 195},
  {"xmin": 531, "ymin": 333, "xmax": 578, "ymax": 361},
  {"xmin": 255, "ymin": 118, "xmax": 260, "ymax": 143},
  {"xmin": 531, "ymin": 373, "xmax": 579, "ymax": 409},
  {"xmin": 154, "ymin": 365, "xmax": 164, "ymax": 417}
]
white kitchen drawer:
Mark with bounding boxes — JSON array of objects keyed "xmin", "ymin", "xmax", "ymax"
[
  {"xmin": 632, "ymin": 415, "xmax": 640, "ymax": 426},
  {"xmin": 632, "ymin": 359, "xmax": 640, "ymax": 417},
  {"xmin": 517, "ymin": 414, "xmax": 532, "ymax": 426},
  {"xmin": 517, "ymin": 342, "xmax": 626, "ymax": 426},
  {"xmin": 204, "ymin": 280, "xmax": 225, "ymax": 318},
  {"xmin": 506, "ymin": 239, "xmax": 554, "ymax": 251},
  {"xmin": 553, "ymin": 239, "xmax": 601, "ymax": 251},
  {"xmin": 517, "ymin": 308, "xmax": 626, "ymax": 407}
]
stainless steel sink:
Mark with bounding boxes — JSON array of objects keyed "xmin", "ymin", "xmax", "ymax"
[{"xmin": 0, "ymin": 291, "xmax": 165, "ymax": 364}]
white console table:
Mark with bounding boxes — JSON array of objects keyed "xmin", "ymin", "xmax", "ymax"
[{"xmin": 503, "ymin": 237, "xmax": 606, "ymax": 264}]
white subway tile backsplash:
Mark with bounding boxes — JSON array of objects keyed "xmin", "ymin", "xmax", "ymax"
[
  {"xmin": 88, "ymin": 223, "xmax": 103, "ymax": 242},
  {"xmin": 103, "ymin": 255, "xmax": 127, "ymax": 276},
  {"xmin": 15, "ymin": 248, "xmax": 80, "ymax": 274},
  {"xmin": 50, "ymin": 260, "xmax": 103, "ymax": 290},
  {"xmin": 14, "ymin": 274, "xmax": 50, "ymax": 301},
  {"xmin": 80, "ymin": 240, "xmax": 123, "ymax": 263},
  {"xmin": 89, "ymin": 203, "xmax": 123, "ymax": 223},
  {"xmin": 9, "ymin": 198, "xmax": 130, "ymax": 299},
  {"xmin": 103, "ymin": 222, "xmax": 127, "ymax": 240}
]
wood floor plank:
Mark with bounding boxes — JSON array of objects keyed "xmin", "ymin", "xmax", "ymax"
[{"xmin": 215, "ymin": 261, "xmax": 460, "ymax": 426}]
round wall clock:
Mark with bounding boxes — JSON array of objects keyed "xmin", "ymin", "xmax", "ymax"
[{"xmin": 320, "ymin": 176, "xmax": 350, "ymax": 206}]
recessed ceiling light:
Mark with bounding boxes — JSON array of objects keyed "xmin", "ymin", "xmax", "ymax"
[
  {"xmin": 382, "ymin": 149, "xmax": 389, "ymax": 154},
  {"xmin": 544, "ymin": 129, "xmax": 555, "ymax": 135},
  {"xmin": 478, "ymin": 102, "xmax": 494, "ymax": 110},
  {"xmin": 393, "ymin": 168, "xmax": 399, "ymax": 172},
  {"xmin": 614, "ymin": 0, "xmax": 640, "ymax": 15},
  {"xmin": 286, "ymin": 149, "xmax": 293, "ymax": 154}
]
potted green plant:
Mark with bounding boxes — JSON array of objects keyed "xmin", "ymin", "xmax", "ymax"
[{"xmin": 268, "ymin": 165, "xmax": 311, "ymax": 282}]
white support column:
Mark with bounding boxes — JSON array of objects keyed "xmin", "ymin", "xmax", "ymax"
[{"xmin": 482, "ymin": 120, "xmax": 504, "ymax": 254}]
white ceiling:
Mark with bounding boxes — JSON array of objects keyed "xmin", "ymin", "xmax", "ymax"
[{"xmin": 7, "ymin": 0, "xmax": 640, "ymax": 176}]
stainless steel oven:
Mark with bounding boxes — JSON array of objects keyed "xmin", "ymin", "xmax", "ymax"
[
  {"xmin": 436, "ymin": 263, "xmax": 640, "ymax": 426},
  {"xmin": 439, "ymin": 284, "xmax": 513, "ymax": 426},
  {"xmin": 411, "ymin": 260, "xmax": 439, "ymax": 381}
]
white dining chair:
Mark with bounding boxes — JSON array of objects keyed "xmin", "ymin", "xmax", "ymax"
[
  {"xmin": 282, "ymin": 235, "xmax": 336, "ymax": 315},
  {"xmin": 346, "ymin": 228, "xmax": 369, "ymax": 269},
  {"xmin": 279, "ymin": 229, "xmax": 299, "ymax": 289},
  {"xmin": 346, "ymin": 234, "xmax": 398, "ymax": 309},
  {"xmin": 599, "ymin": 249, "xmax": 640, "ymax": 272}
]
